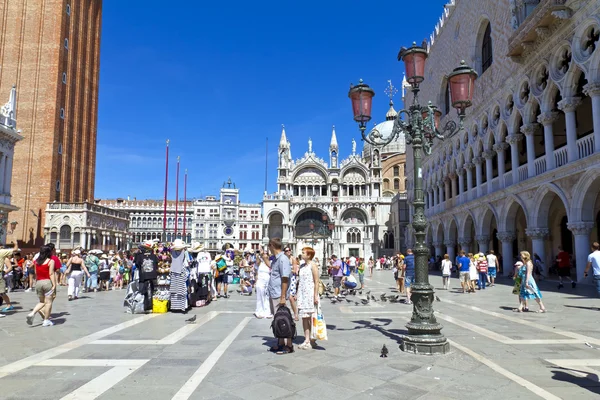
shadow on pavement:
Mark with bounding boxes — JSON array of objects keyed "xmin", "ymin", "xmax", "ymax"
[
  {"xmin": 327, "ymin": 318, "xmax": 408, "ymax": 343},
  {"xmin": 564, "ymin": 305, "xmax": 600, "ymax": 311},
  {"xmin": 550, "ymin": 368, "xmax": 600, "ymax": 394}
]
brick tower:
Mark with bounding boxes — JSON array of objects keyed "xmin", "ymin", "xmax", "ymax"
[{"xmin": 0, "ymin": 0, "xmax": 102, "ymax": 247}]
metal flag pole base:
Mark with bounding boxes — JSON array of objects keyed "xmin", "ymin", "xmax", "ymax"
[{"xmin": 399, "ymin": 284, "xmax": 450, "ymax": 355}]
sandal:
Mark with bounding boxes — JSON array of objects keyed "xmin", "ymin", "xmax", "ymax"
[
  {"xmin": 298, "ymin": 342, "xmax": 311, "ymax": 350},
  {"xmin": 537, "ymin": 309, "xmax": 547, "ymax": 313},
  {"xmin": 513, "ymin": 308, "xmax": 523, "ymax": 313},
  {"xmin": 276, "ymin": 345, "xmax": 294, "ymax": 355}
]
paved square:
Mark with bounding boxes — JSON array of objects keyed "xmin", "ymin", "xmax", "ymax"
[{"xmin": 1, "ymin": 271, "xmax": 599, "ymax": 399}]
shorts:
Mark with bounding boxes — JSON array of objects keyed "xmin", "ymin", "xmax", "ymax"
[
  {"xmin": 216, "ymin": 272, "xmax": 229, "ymax": 284},
  {"xmin": 0, "ymin": 276, "xmax": 6, "ymax": 293},
  {"xmin": 35, "ymin": 279, "xmax": 53, "ymax": 297},
  {"xmin": 269, "ymin": 297, "xmax": 288, "ymax": 320},
  {"xmin": 488, "ymin": 267, "xmax": 497, "ymax": 278},
  {"xmin": 404, "ymin": 275, "xmax": 414, "ymax": 288},
  {"xmin": 594, "ymin": 275, "xmax": 600, "ymax": 296},
  {"xmin": 333, "ymin": 276, "xmax": 342, "ymax": 288},
  {"xmin": 344, "ymin": 281, "xmax": 357, "ymax": 289},
  {"xmin": 459, "ymin": 272, "xmax": 470, "ymax": 283},
  {"xmin": 558, "ymin": 267, "xmax": 571, "ymax": 277},
  {"xmin": 358, "ymin": 273, "xmax": 364, "ymax": 285}
]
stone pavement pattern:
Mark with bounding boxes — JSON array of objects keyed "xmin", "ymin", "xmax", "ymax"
[{"xmin": 0, "ymin": 271, "xmax": 599, "ymax": 399}]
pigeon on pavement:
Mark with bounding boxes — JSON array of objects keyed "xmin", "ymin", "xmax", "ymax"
[
  {"xmin": 185, "ymin": 315, "xmax": 197, "ymax": 324},
  {"xmin": 380, "ymin": 345, "xmax": 389, "ymax": 358}
]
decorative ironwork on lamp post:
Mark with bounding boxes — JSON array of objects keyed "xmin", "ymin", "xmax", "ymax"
[{"xmin": 348, "ymin": 41, "xmax": 477, "ymax": 354}]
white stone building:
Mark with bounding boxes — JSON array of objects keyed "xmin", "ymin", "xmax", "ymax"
[
  {"xmin": 0, "ymin": 86, "xmax": 23, "ymax": 244},
  {"xmin": 192, "ymin": 178, "xmax": 262, "ymax": 252},
  {"xmin": 405, "ymin": 0, "xmax": 600, "ymax": 280},
  {"xmin": 263, "ymin": 122, "xmax": 406, "ymax": 260},
  {"xmin": 98, "ymin": 198, "xmax": 194, "ymax": 245},
  {"xmin": 44, "ymin": 202, "xmax": 129, "ymax": 252}
]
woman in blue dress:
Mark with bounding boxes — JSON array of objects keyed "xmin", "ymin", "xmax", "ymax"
[{"xmin": 517, "ymin": 251, "xmax": 546, "ymax": 313}]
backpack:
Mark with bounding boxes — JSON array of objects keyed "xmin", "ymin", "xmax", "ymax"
[
  {"xmin": 217, "ymin": 258, "xmax": 228, "ymax": 272},
  {"xmin": 271, "ymin": 305, "xmax": 296, "ymax": 339},
  {"xmin": 341, "ymin": 262, "xmax": 350, "ymax": 277}
]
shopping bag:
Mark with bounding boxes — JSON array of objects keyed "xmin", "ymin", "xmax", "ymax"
[{"xmin": 311, "ymin": 303, "xmax": 328, "ymax": 341}]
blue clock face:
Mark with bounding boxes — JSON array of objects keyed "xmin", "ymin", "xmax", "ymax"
[
  {"xmin": 223, "ymin": 195, "xmax": 237, "ymax": 204},
  {"xmin": 224, "ymin": 226, "xmax": 234, "ymax": 236}
]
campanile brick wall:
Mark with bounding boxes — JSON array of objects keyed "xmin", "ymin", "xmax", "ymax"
[{"xmin": 0, "ymin": 0, "xmax": 102, "ymax": 246}]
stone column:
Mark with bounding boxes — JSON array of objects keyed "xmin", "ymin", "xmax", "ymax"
[
  {"xmin": 558, "ymin": 97, "xmax": 582, "ymax": 163},
  {"xmin": 521, "ymin": 123, "xmax": 539, "ymax": 178},
  {"xmin": 459, "ymin": 237, "xmax": 471, "ymax": 254},
  {"xmin": 584, "ymin": 82, "xmax": 600, "ymax": 152},
  {"xmin": 465, "ymin": 162, "xmax": 474, "ymax": 196},
  {"xmin": 438, "ymin": 182, "xmax": 444, "ymax": 204},
  {"xmin": 428, "ymin": 190, "xmax": 434, "ymax": 209},
  {"xmin": 433, "ymin": 184, "xmax": 439, "ymax": 206},
  {"xmin": 496, "ymin": 231, "xmax": 516, "ymax": 276},
  {"xmin": 475, "ymin": 235, "xmax": 490, "ymax": 253},
  {"xmin": 506, "ymin": 134, "xmax": 523, "ymax": 185},
  {"xmin": 525, "ymin": 228, "xmax": 549, "ymax": 274},
  {"xmin": 473, "ymin": 157, "xmax": 483, "ymax": 197},
  {"xmin": 445, "ymin": 241, "xmax": 456, "ymax": 265},
  {"xmin": 450, "ymin": 173, "xmax": 457, "ymax": 198},
  {"xmin": 433, "ymin": 241, "xmax": 443, "ymax": 258},
  {"xmin": 537, "ymin": 111, "xmax": 559, "ymax": 171},
  {"xmin": 458, "ymin": 170, "xmax": 465, "ymax": 197},
  {"xmin": 483, "ymin": 151, "xmax": 494, "ymax": 193},
  {"xmin": 568, "ymin": 222, "xmax": 594, "ymax": 282},
  {"xmin": 493, "ymin": 143, "xmax": 508, "ymax": 188},
  {"xmin": 82, "ymin": 231, "xmax": 88, "ymax": 250}
]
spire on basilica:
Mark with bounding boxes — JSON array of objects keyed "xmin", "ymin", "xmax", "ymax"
[
  {"xmin": 279, "ymin": 124, "xmax": 289, "ymax": 148},
  {"xmin": 384, "ymin": 80, "xmax": 398, "ymax": 121},
  {"xmin": 329, "ymin": 125, "xmax": 338, "ymax": 151}
]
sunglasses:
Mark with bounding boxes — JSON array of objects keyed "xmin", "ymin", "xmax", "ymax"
[{"xmin": 284, "ymin": 249, "xmax": 291, "ymax": 252}]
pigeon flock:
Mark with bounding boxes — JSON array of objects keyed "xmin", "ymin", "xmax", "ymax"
[{"xmin": 322, "ymin": 283, "xmax": 407, "ymax": 305}]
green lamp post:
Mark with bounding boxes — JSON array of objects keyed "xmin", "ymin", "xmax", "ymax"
[{"xmin": 348, "ymin": 41, "xmax": 477, "ymax": 354}]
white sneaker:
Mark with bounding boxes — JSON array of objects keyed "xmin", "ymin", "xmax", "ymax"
[
  {"xmin": 42, "ymin": 319, "xmax": 54, "ymax": 327},
  {"xmin": 0, "ymin": 314, "xmax": 5, "ymax": 318}
]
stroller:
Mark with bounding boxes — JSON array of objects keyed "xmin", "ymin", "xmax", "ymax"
[{"xmin": 123, "ymin": 280, "xmax": 146, "ymax": 314}]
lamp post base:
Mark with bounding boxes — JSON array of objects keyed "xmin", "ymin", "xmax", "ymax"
[{"xmin": 400, "ymin": 334, "xmax": 450, "ymax": 355}]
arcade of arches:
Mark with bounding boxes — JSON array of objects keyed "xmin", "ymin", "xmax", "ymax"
[{"xmin": 426, "ymin": 174, "xmax": 600, "ymax": 281}]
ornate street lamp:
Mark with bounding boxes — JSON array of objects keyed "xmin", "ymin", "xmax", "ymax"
[{"xmin": 348, "ymin": 41, "xmax": 477, "ymax": 355}]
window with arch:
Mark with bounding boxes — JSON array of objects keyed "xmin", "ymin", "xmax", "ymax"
[
  {"xmin": 481, "ymin": 22, "xmax": 493, "ymax": 73},
  {"xmin": 393, "ymin": 166, "xmax": 399, "ymax": 176},
  {"xmin": 394, "ymin": 179, "xmax": 400, "ymax": 190},
  {"xmin": 383, "ymin": 178, "xmax": 390, "ymax": 190},
  {"xmin": 346, "ymin": 227, "xmax": 361, "ymax": 244},
  {"xmin": 383, "ymin": 231, "xmax": 395, "ymax": 249}
]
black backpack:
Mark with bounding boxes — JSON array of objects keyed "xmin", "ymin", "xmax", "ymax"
[{"xmin": 271, "ymin": 305, "xmax": 296, "ymax": 339}]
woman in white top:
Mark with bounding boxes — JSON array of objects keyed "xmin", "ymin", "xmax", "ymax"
[
  {"xmin": 441, "ymin": 254, "xmax": 452, "ymax": 290},
  {"xmin": 254, "ymin": 249, "xmax": 272, "ymax": 319}
]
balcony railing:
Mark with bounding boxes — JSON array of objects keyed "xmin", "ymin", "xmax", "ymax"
[
  {"xmin": 534, "ymin": 157, "xmax": 547, "ymax": 176},
  {"xmin": 554, "ymin": 146, "xmax": 568, "ymax": 168},
  {"xmin": 504, "ymin": 171, "xmax": 513, "ymax": 187},
  {"xmin": 518, "ymin": 164, "xmax": 529, "ymax": 183},
  {"xmin": 577, "ymin": 135, "xmax": 595, "ymax": 160}
]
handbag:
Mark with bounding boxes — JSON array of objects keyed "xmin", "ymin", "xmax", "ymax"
[{"xmin": 311, "ymin": 302, "xmax": 328, "ymax": 341}]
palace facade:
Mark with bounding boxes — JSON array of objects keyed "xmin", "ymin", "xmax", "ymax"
[{"xmin": 405, "ymin": 0, "xmax": 600, "ymax": 280}]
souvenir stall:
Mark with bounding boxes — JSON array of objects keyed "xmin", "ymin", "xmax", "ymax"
[{"xmin": 152, "ymin": 244, "xmax": 172, "ymax": 313}]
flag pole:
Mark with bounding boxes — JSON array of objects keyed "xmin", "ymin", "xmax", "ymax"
[
  {"xmin": 175, "ymin": 156, "xmax": 180, "ymax": 239},
  {"xmin": 162, "ymin": 139, "xmax": 169, "ymax": 242},
  {"xmin": 183, "ymin": 169, "xmax": 188, "ymax": 241}
]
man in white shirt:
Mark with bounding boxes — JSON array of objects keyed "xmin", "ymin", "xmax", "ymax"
[
  {"xmin": 486, "ymin": 250, "xmax": 498, "ymax": 287},
  {"xmin": 348, "ymin": 255, "xmax": 357, "ymax": 273},
  {"xmin": 584, "ymin": 242, "xmax": 600, "ymax": 296}
]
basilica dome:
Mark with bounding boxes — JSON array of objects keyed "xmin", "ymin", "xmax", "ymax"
[{"xmin": 362, "ymin": 102, "xmax": 406, "ymax": 156}]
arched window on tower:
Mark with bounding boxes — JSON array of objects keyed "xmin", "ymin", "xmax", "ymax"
[
  {"xmin": 393, "ymin": 166, "xmax": 399, "ymax": 176},
  {"xmin": 394, "ymin": 179, "xmax": 400, "ymax": 190},
  {"xmin": 481, "ymin": 22, "xmax": 493, "ymax": 73}
]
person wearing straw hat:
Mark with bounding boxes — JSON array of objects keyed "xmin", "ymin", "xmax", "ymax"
[
  {"xmin": 170, "ymin": 239, "xmax": 190, "ymax": 312},
  {"xmin": 98, "ymin": 254, "xmax": 111, "ymax": 291},
  {"xmin": 134, "ymin": 240, "xmax": 159, "ymax": 311},
  {"xmin": 190, "ymin": 242, "xmax": 212, "ymax": 304}
]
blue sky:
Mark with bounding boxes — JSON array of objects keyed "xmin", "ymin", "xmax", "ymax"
[{"xmin": 95, "ymin": 0, "xmax": 449, "ymax": 204}]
